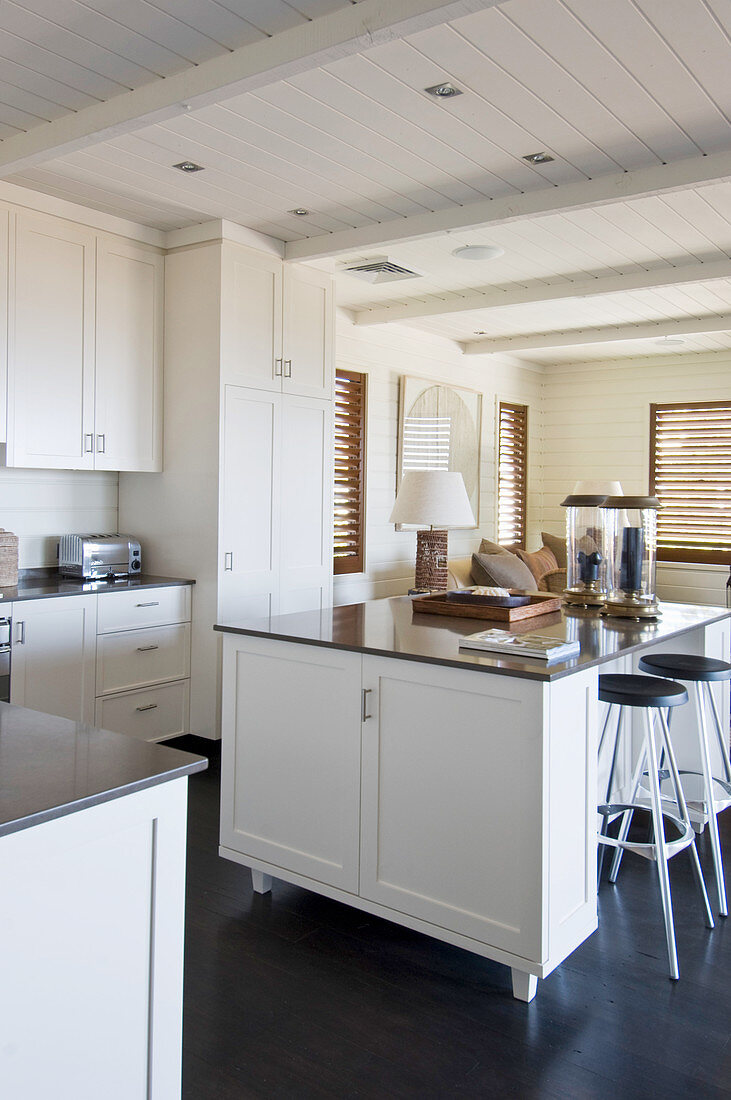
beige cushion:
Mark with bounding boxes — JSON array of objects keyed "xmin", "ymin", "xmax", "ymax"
[
  {"xmin": 515, "ymin": 545, "xmax": 559, "ymax": 588},
  {"xmin": 471, "ymin": 549, "xmax": 536, "ymax": 590},
  {"xmin": 541, "ymin": 530, "xmax": 567, "ymax": 569}
]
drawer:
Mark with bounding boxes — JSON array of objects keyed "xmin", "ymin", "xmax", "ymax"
[
  {"xmin": 97, "ymin": 585, "xmax": 191, "ymax": 633},
  {"xmin": 95, "ymin": 680, "xmax": 190, "ymax": 742},
  {"xmin": 96, "ymin": 622, "xmax": 191, "ymax": 695}
]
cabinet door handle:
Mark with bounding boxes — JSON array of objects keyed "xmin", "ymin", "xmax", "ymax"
[
  {"xmin": 284, "ymin": 359, "xmax": 292, "ymax": 378},
  {"xmin": 136, "ymin": 703, "xmax": 158, "ymax": 712},
  {"xmin": 361, "ymin": 688, "xmax": 372, "ymax": 721},
  {"xmin": 84, "ymin": 434, "xmax": 94, "ymax": 453},
  {"xmin": 14, "ymin": 621, "xmax": 25, "ymax": 646},
  {"xmin": 224, "ymin": 552, "xmax": 233, "ymax": 571},
  {"xmin": 274, "ymin": 358, "xmax": 283, "ymax": 376},
  {"xmin": 96, "ymin": 433, "xmax": 106, "ymax": 454},
  {"xmin": 136, "ymin": 601, "xmax": 159, "ymax": 608},
  {"xmin": 137, "ymin": 644, "xmax": 159, "ymax": 652}
]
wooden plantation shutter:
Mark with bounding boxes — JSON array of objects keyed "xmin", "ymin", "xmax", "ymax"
[
  {"xmin": 334, "ymin": 369, "xmax": 367, "ymax": 575},
  {"xmin": 497, "ymin": 401, "xmax": 528, "ymax": 549},
  {"xmin": 650, "ymin": 400, "xmax": 731, "ymax": 565}
]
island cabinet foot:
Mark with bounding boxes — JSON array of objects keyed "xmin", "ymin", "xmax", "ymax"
[
  {"xmin": 252, "ymin": 869, "xmax": 273, "ymax": 894},
  {"xmin": 219, "ymin": 634, "xmax": 600, "ymax": 1001}
]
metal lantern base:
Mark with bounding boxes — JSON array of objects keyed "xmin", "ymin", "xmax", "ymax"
[
  {"xmin": 415, "ymin": 529, "xmax": 449, "ymax": 591},
  {"xmin": 563, "ymin": 584, "xmax": 605, "ymax": 609},
  {"xmin": 601, "ymin": 594, "xmax": 660, "ymax": 620}
]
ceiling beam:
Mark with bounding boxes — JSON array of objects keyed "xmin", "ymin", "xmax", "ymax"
[
  {"xmin": 461, "ymin": 314, "xmax": 731, "ymax": 355},
  {"xmin": 0, "ymin": 0, "xmax": 497, "ymax": 177},
  {"xmin": 285, "ymin": 150, "xmax": 731, "ymax": 262},
  {"xmin": 351, "ymin": 258, "xmax": 731, "ymax": 325}
]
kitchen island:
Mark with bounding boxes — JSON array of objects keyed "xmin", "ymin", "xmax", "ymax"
[
  {"xmin": 0, "ymin": 702, "xmax": 206, "ymax": 1098},
  {"xmin": 215, "ymin": 597, "xmax": 730, "ymax": 1002}
]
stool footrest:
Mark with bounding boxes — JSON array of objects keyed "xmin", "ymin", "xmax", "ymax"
[{"xmin": 598, "ymin": 802, "xmax": 695, "ymax": 861}]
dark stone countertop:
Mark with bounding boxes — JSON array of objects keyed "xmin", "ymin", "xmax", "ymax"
[
  {"xmin": 0, "ymin": 701, "xmax": 207, "ymax": 837},
  {"xmin": 0, "ymin": 570, "xmax": 194, "ymax": 605},
  {"xmin": 214, "ymin": 595, "xmax": 731, "ymax": 682}
]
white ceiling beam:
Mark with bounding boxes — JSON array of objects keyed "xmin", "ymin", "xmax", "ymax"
[
  {"xmin": 285, "ymin": 150, "xmax": 731, "ymax": 262},
  {"xmin": 0, "ymin": 0, "xmax": 498, "ymax": 177},
  {"xmin": 461, "ymin": 314, "xmax": 731, "ymax": 355},
  {"xmin": 352, "ymin": 258, "xmax": 731, "ymax": 325}
]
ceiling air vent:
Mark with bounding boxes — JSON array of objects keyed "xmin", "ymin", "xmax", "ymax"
[{"xmin": 343, "ymin": 257, "xmax": 422, "ymax": 284}]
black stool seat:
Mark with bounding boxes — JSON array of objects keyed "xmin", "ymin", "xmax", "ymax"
[
  {"xmin": 598, "ymin": 673, "xmax": 688, "ymax": 708},
  {"xmin": 638, "ymin": 653, "xmax": 731, "ymax": 683}
]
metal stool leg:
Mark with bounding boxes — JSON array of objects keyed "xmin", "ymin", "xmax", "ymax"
[
  {"xmin": 609, "ymin": 735, "xmax": 650, "ymax": 884},
  {"xmin": 644, "ymin": 708, "xmax": 680, "ymax": 979},
  {"xmin": 658, "ymin": 709, "xmax": 714, "ymax": 930},
  {"xmin": 598, "ymin": 704, "xmax": 622, "ymax": 885},
  {"xmin": 706, "ymin": 681, "xmax": 731, "ymax": 786},
  {"xmin": 694, "ymin": 682, "xmax": 728, "ymax": 916}
]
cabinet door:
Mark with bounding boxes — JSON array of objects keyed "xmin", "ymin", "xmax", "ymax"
[
  {"xmin": 95, "ymin": 238, "xmax": 163, "ymax": 472},
  {"xmin": 219, "ymin": 386, "xmax": 280, "ymax": 622},
  {"xmin": 221, "ymin": 243, "xmax": 283, "ymax": 391},
  {"xmin": 0, "ymin": 206, "xmax": 8, "ymax": 445},
  {"xmin": 282, "ymin": 264, "xmax": 333, "ymax": 400},
  {"xmin": 11, "ymin": 595, "xmax": 97, "ymax": 723},
  {"xmin": 359, "ymin": 656, "xmax": 545, "ymax": 960},
  {"xmin": 8, "ymin": 212, "xmax": 96, "ymax": 469},
  {"xmin": 278, "ymin": 394, "xmax": 333, "ymax": 615},
  {"xmin": 220, "ymin": 634, "xmax": 362, "ymax": 892}
]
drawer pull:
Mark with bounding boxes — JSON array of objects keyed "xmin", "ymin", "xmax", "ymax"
[
  {"xmin": 135, "ymin": 601, "xmax": 160, "ymax": 608},
  {"xmin": 137, "ymin": 644, "xmax": 159, "ymax": 652},
  {"xmin": 136, "ymin": 703, "xmax": 158, "ymax": 712}
]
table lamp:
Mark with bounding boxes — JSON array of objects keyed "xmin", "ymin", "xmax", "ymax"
[{"xmin": 390, "ymin": 470, "xmax": 475, "ymax": 591}]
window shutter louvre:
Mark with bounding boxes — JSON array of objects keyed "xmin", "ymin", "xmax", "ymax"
[
  {"xmin": 497, "ymin": 401, "xmax": 528, "ymax": 549},
  {"xmin": 334, "ymin": 369, "xmax": 367, "ymax": 575},
  {"xmin": 650, "ymin": 400, "xmax": 731, "ymax": 565}
]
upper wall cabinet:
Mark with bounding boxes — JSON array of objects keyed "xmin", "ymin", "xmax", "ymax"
[
  {"xmin": 221, "ymin": 243, "xmax": 333, "ymax": 400},
  {"xmin": 5, "ymin": 208, "xmax": 163, "ymax": 472},
  {"xmin": 0, "ymin": 208, "xmax": 8, "ymax": 446}
]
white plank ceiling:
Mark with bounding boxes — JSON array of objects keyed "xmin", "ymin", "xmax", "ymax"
[{"xmin": 2, "ymin": 0, "xmax": 731, "ymax": 364}]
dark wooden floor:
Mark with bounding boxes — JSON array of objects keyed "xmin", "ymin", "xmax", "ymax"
[{"xmin": 172, "ymin": 736, "xmax": 731, "ymax": 1100}]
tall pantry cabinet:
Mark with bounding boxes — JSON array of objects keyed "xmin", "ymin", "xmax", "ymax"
[{"xmin": 119, "ymin": 235, "xmax": 334, "ymax": 739}]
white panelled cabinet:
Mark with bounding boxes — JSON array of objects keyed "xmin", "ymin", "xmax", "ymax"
[
  {"xmin": 0, "ymin": 206, "xmax": 8, "ymax": 445},
  {"xmin": 4, "ymin": 205, "xmax": 163, "ymax": 472},
  {"xmin": 10, "ymin": 594, "xmax": 97, "ymax": 723},
  {"xmin": 221, "ymin": 243, "xmax": 333, "ymax": 400}
]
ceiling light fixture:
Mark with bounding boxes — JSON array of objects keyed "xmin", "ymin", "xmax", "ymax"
[
  {"xmin": 425, "ymin": 82, "xmax": 463, "ymax": 99},
  {"xmin": 522, "ymin": 151, "xmax": 554, "ymax": 164},
  {"xmin": 655, "ymin": 335, "xmax": 686, "ymax": 346},
  {"xmin": 173, "ymin": 160, "xmax": 204, "ymax": 173},
  {"xmin": 289, "ymin": 207, "xmax": 311, "ymax": 216},
  {"xmin": 452, "ymin": 244, "xmax": 504, "ymax": 261}
]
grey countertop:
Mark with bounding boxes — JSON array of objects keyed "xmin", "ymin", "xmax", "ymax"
[
  {"xmin": 0, "ymin": 701, "xmax": 207, "ymax": 837},
  {"xmin": 0, "ymin": 570, "xmax": 194, "ymax": 604},
  {"xmin": 214, "ymin": 595, "xmax": 731, "ymax": 682}
]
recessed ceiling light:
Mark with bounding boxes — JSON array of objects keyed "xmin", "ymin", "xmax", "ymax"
[
  {"xmin": 655, "ymin": 335, "xmax": 685, "ymax": 346},
  {"xmin": 289, "ymin": 207, "xmax": 311, "ymax": 216},
  {"xmin": 173, "ymin": 160, "xmax": 204, "ymax": 173},
  {"xmin": 425, "ymin": 82, "xmax": 463, "ymax": 99},
  {"xmin": 522, "ymin": 151, "xmax": 554, "ymax": 165},
  {"xmin": 474, "ymin": 331, "xmax": 487, "ymax": 336},
  {"xmin": 453, "ymin": 244, "xmax": 504, "ymax": 261}
]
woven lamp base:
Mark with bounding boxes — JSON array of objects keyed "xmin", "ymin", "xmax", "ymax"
[{"xmin": 415, "ymin": 529, "xmax": 449, "ymax": 591}]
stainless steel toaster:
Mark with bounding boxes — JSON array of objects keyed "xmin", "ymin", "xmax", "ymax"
[{"xmin": 58, "ymin": 534, "xmax": 142, "ymax": 579}]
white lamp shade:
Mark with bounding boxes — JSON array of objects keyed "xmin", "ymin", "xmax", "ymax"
[
  {"xmin": 389, "ymin": 470, "xmax": 475, "ymax": 528},
  {"xmin": 572, "ymin": 479, "xmax": 623, "ymax": 496}
]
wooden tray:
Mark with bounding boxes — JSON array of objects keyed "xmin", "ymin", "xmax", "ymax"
[{"xmin": 412, "ymin": 591, "xmax": 562, "ymax": 623}]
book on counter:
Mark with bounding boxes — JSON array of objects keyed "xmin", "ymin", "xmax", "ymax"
[{"xmin": 459, "ymin": 628, "xmax": 580, "ymax": 662}]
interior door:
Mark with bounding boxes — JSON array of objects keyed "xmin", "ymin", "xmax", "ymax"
[{"xmin": 8, "ymin": 212, "xmax": 96, "ymax": 469}]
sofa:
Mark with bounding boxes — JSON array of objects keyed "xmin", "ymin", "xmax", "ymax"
[{"xmin": 448, "ymin": 532, "xmax": 567, "ymax": 593}]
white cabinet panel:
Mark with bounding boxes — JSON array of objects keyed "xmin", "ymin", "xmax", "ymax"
[
  {"xmin": 10, "ymin": 595, "xmax": 96, "ymax": 723},
  {"xmin": 222, "ymin": 244, "xmax": 282, "ymax": 391},
  {"xmin": 95, "ymin": 680, "xmax": 190, "ymax": 742},
  {"xmin": 282, "ymin": 265, "xmax": 333, "ymax": 400},
  {"xmin": 220, "ymin": 635, "xmax": 362, "ymax": 892},
  {"xmin": 0, "ymin": 206, "xmax": 8, "ymax": 445},
  {"xmin": 219, "ymin": 386, "xmax": 280, "ymax": 620},
  {"xmin": 95, "ymin": 238, "xmax": 163, "ymax": 472},
  {"xmin": 96, "ymin": 622, "xmax": 191, "ymax": 695},
  {"xmin": 8, "ymin": 212, "xmax": 96, "ymax": 469},
  {"xmin": 97, "ymin": 585, "xmax": 191, "ymax": 634},
  {"xmin": 279, "ymin": 395, "xmax": 332, "ymax": 615}
]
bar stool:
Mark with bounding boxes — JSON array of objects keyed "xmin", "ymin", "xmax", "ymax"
[
  {"xmin": 638, "ymin": 654, "xmax": 731, "ymax": 917},
  {"xmin": 597, "ymin": 673, "xmax": 714, "ymax": 980}
]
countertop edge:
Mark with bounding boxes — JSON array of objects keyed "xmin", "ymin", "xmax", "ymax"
[{"xmin": 0, "ymin": 574, "xmax": 195, "ymax": 604}]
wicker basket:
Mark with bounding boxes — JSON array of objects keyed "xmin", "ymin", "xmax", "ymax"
[{"xmin": 0, "ymin": 529, "xmax": 19, "ymax": 587}]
